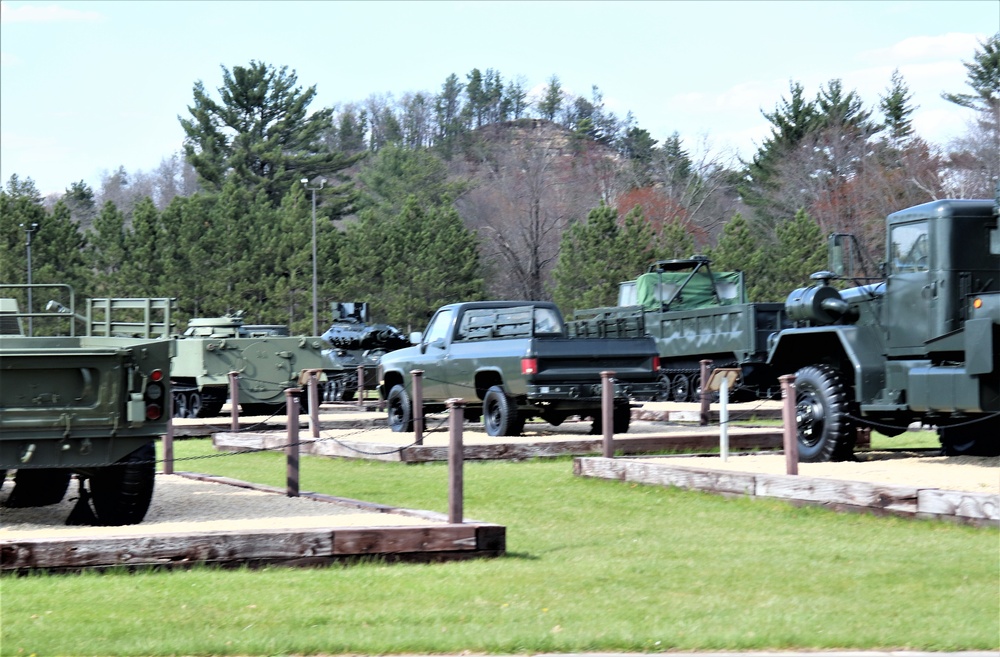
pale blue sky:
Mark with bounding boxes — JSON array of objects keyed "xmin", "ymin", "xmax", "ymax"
[{"xmin": 1, "ymin": 0, "xmax": 996, "ymax": 196}]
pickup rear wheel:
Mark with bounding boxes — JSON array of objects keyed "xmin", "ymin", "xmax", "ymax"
[
  {"xmin": 938, "ymin": 415, "xmax": 1000, "ymax": 456},
  {"xmin": 89, "ymin": 441, "xmax": 156, "ymax": 526},
  {"xmin": 387, "ymin": 384, "xmax": 413, "ymax": 432},
  {"xmin": 590, "ymin": 403, "xmax": 632, "ymax": 435},
  {"xmin": 483, "ymin": 386, "xmax": 520, "ymax": 437},
  {"xmin": 794, "ymin": 365, "xmax": 855, "ymax": 462}
]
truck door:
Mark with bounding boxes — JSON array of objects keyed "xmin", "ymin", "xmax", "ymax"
[
  {"xmin": 414, "ymin": 308, "xmax": 455, "ymax": 401},
  {"xmin": 886, "ymin": 220, "xmax": 933, "ymax": 352}
]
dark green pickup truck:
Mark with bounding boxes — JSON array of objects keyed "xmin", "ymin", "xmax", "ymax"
[{"xmin": 377, "ymin": 301, "xmax": 662, "ymax": 436}]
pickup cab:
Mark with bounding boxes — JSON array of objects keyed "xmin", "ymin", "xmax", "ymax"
[{"xmin": 377, "ymin": 301, "xmax": 661, "ymax": 436}]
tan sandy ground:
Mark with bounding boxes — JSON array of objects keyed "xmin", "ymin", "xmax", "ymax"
[
  {"xmin": 632, "ymin": 452, "xmax": 1000, "ymax": 495},
  {"xmin": 0, "ymin": 474, "xmax": 443, "ymax": 539}
]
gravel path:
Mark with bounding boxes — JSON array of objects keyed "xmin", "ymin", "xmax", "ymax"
[{"xmin": 0, "ymin": 474, "xmax": 442, "ymax": 539}]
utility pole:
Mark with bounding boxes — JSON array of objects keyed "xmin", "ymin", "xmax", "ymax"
[
  {"xmin": 19, "ymin": 222, "xmax": 39, "ymax": 336},
  {"xmin": 300, "ymin": 178, "xmax": 326, "ymax": 336}
]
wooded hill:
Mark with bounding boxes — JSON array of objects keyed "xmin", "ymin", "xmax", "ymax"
[{"xmin": 2, "ymin": 37, "xmax": 997, "ymax": 334}]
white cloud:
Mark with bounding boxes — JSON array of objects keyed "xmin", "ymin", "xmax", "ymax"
[
  {"xmin": 860, "ymin": 32, "xmax": 989, "ymax": 64},
  {"xmin": 0, "ymin": 1, "xmax": 101, "ymax": 24}
]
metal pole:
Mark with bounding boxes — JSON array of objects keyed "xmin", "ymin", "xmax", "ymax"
[
  {"xmin": 163, "ymin": 387, "xmax": 174, "ymax": 475},
  {"xmin": 412, "ymin": 369, "xmax": 424, "ymax": 445},
  {"xmin": 699, "ymin": 359, "xmax": 712, "ymax": 426},
  {"xmin": 780, "ymin": 374, "xmax": 798, "ymax": 475},
  {"xmin": 20, "ymin": 223, "xmax": 38, "ymax": 336},
  {"xmin": 229, "ymin": 371, "xmax": 240, "ymax": 433},
  {"xmin": 447, "ymin": 398, "xmax": 465, "ymax": 524},
  {"xmin": 310, "ymin": 188, "xmax": 318, "ymax": 337},
  {"xmin": 601, "ymin": 370, "xmax": 615, "ymax": 458},
  {"xmin": 285, "ymin": 388, "xmax": 301, "ymax": 496},
  {"xmin": 356, "ymin": 365, "xmax": 365, "ymax": 410},
  {"xmin": 308, "ymin": 370, "xmax": 320, "ymax": 439},
  {"xmin": 719, "ymin": 376, "xmax": 729, "ymax": 462}
]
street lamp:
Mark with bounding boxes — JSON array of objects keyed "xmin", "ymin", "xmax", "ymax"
[
  {"xmin": 300, "ymin": 177, "xmax": 326, "ymax": 336},
  {"xmin": 19, "ymin": 222, "xmax": 39, "ymax": 336}
]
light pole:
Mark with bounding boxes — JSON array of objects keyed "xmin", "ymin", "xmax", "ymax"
[
  {"xmin": 300, "ymin": 177, "xmax": 326, "ymax": 336},
  {"xmin": 19, "ymin": 222, "xmax": 39, "ymax": 336}
]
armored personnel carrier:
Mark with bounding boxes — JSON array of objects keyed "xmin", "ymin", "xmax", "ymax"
[
  {"xmin": 319, "ymin": 303, "xmax": 409, "ymax": 402},
  {"xmin": 170, "ymin": 311, "xmax": 332, "ymax": 417}
]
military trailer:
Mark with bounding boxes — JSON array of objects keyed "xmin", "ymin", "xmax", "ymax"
[
  {"xmin": 0, "ymin": 286, "xmax": 172, "ymax": 525},
  {"xmin": 170, "ymin": 311, "xmax": 333, "ymax": 418},
  {"xmin": 568, "ymin": 257, "xmax": 791, "ymax": 402},
  {"xmin": 319, "ymin": 302, "xmax": 409, "ymax": 402},
  {"xmin": 768, "ymin": 198, "xmax": 1000, "ymax": 461}
]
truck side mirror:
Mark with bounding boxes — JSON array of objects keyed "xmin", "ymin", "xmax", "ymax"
[
  {"xmin": 409, "ymin": 331, "xmax": 423, "ymax": 344},
  {"xmin": 828, "ymin": 234, "xmax": 847, "ymax": 277}
]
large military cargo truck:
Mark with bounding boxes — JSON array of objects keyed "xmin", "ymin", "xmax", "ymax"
[
  {"xmin": 0, "ymin": 286, "xmax": 172, "ymax": 525},
  {"xmin": 768, "ymin": 198, "xmax": 1000, "ymax": 461},
  {"xmin": 568, "ymin": 257, "xmax": 791, "ymax": 402}
]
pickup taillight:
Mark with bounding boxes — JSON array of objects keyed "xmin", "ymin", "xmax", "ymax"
[
  {"xmin": 521, "ymin": 358, "xmax": 539, "ymax": 375},
  {"xmin": 652, "ymin": 355, "xmax": 660, "ymax": 371}
]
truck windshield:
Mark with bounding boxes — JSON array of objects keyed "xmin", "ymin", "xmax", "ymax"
[{"xmin": 423, "ymin": 309, "xmax": 454, "ymax": 346}]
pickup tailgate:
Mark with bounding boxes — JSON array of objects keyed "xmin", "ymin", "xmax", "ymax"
[{"xmin": 528, "ymin": 337, "xmax": 659, "ymax": 383}]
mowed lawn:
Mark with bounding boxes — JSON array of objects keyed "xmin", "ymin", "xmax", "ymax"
[{"xmin": 1, "ymin": 438, "xmax": 997, "ymax": 656}]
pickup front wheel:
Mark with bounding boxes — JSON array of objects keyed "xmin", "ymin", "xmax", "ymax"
[
  {"xmin": 387, "ymin": 384, "xmax": 414, "ymax": 432},
  {"xmin": 483, "ymin": 386, "xmax": 523, "ymax": 437}
]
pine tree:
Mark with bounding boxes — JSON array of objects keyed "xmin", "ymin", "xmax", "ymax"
[
  {"xmin": 879, "ymin": 69, "xmax": 917, "ymax": 147},
  {"xmin": 86, "ymin": 202, "xmax": 128, "ymax": 296}
]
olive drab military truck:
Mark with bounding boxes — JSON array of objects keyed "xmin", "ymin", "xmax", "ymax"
[
  {"xmin": 568, "ymin": 257, "xmax": 792, "ymax": 402},
  {"xmin": 0, "ymin": 286, "xmax": 173, "ymax": 525},
  {"xmin": 767, "ymin": 198, "xmax": 1000, "ymax": 461}
]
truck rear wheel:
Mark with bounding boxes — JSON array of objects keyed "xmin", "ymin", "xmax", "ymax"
[
  {"xmin": 4, "ymin": 468, "xmax": 72, "ymax": 507},
  {"xmin": 794, "ymin": 365, "xmax": 855, "ymax": 462},
  {"xmin": 89, "ymin": 441, "xmax": 156, "ymax": 526},
  {"xmin": 590, "ymin": 403, "xmax": 632, "ymax": 435},
  {"xmin": 483, "ymin": 386, "xmax": 522, "ymax": 436},
  {"xmin": 938, "ymin": 415, "xmax": 1000, "ymax": 456},
  {"xmin": 387, "ymin": 384, "xmax": 413, "ymax": 432}
]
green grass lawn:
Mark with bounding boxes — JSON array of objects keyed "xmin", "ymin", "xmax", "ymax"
[{"xmin": 1, "ymin": 439, "xmax": 997, "ymax": 656}]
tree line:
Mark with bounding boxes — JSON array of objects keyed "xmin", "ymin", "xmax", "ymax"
[{"xmin": 1, "ymin": 34, "xmax": 997, "ymax": 334}]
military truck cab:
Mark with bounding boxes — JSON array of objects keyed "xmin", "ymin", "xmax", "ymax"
[{"xmin": 768, "ymin": 199, "xmax": 1000, "ymax": 461}]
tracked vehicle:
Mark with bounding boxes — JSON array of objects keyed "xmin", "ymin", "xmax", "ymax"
[{"xmin": 319, "ymin": 302, "xmax": 409, "ymax": 402}]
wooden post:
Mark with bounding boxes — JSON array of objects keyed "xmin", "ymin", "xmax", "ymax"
[
  {"xmin": 601, "ymin": 370, "xmax": 615, "ymax": 458},
  {"xmin": 447, "ymin": 398, "xmax": 465, "ymax": 524},
  {"xmin": 719, "ymin": 375, "xmax": 729, "ymax": 462},
  {"xmin": 356, "ymin": 365, "xmax": 365, "ymax": 410},
  {"xmin": 228, "ymin": 371, "xmax": 240, "ymax": 433},
  {"xmin": 307, "ymin": 370, "xmax": 320, "ymax": 439},
  {"xmin": 163, "ymin": 389, "xmax": 174, "ymax": 475},
  {"xmin": 780, "ymin": 374, "xmax": 798, "ymax": 475},
  {"xmin": 285, "ymin": 388, "xmax": 301, "ymax": 497},
  {"xmin": 699, "ymin": 359, "xmax": 712, "ymax": 426},
  {"xmin": 412, "ymin": 369, "xmax": 424, "ymax": 445}
]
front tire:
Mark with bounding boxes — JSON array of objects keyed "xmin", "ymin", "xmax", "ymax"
[
  {"xmin": 89, "ymin": 441, "xmax": 156, "ymax": 526},
  {"xmin": 387, "ymin": 384, "xmax": 413, "ymax": 432},
  {"xmin": 794, "ymin": 365, "xmax": 855, "ymax": 462}
]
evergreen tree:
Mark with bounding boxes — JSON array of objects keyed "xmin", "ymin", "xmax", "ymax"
[
  {"xmin": 122, "ymin": 197, "xmax": 168, "ymax": 299},
  {"xmin": 86, "ymin": 202, "xmax": 128, "ymax": 296},
  {"xmin": 355, "ymin": 145, "xmax": 466, "ymax": 218},
  {"xmin": 942, "ymin": 32, "xmax": 1000, "ymax": 129},
  {"xmin": 879, "ymin": 69, "xmax": 917, "ymax": 146},
  {"xmin": 179, "ymin": 60, "xmax": 361, "ymax": 209},
  {"xmin": 538, "ymin": 75, "xmax": 563, "ymax": 121},
  {"xmin": 551, "ymin": 203, "xmax": 656, "ymax": 313},
  {"xmin": 63, "ymin": 180, "xmax": 99, "ymax": 230}
]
